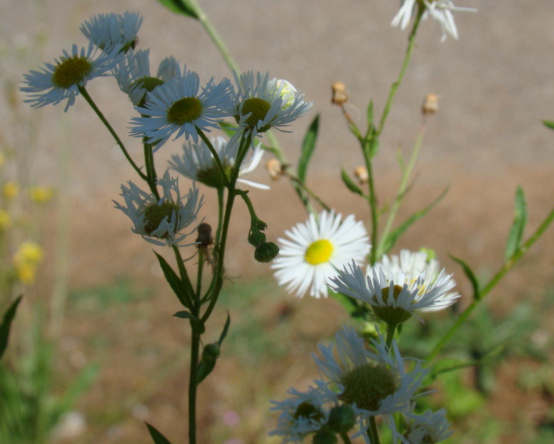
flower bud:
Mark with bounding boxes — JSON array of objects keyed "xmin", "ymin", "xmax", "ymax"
[
  {"xmin": 327, "ymin": 405, "xmax": 356, "ymax": 434},
  {"xmin": 196, "ymin": 223, "xmax": 213, "ymax": 246},
  {"xmin": 354, "ymin": 166, "xmax": 368, "ymax": 184},
  {"xmin": 254, "ymin": 242, "xmax": 279, "ymax": 263},
  {"xmin": 248, "ymin": 229, "xmax": 266, "ymax": 247},
  {"xmin": 422, "ymin": 93, "xmax": 438, "ymax": 116},
  {"xmin": 265, "ymin": 158, "xmax": 285, "ymax": 181},
  {"xmin": 331, "ymin": 82, "xmax": 348, "ymax": 105}
]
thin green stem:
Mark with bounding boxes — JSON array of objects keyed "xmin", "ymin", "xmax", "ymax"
[
  {"xmin": 364, "ymin": 152, "xmax": 379, "ymax": 265},
  {"xmin": 426, "ymin": 205, "xmax": 554, "ymax": 362},
  {"xmin": 385, "ymin": 323, "xmax": 397, "ymax": 348},
  {"xmin": 188, "ymin": 331, "xmax": 200, "ymax": 444},
  {"xmin": 143, "ymin": 142, "xmax": 160, "ymax": 199},
  {"xmin": 187, "ymin": 0, "xmax": 240, "ymax": 75},
  {"xmin": 368, "ymin": 416, "xmax": 381, "ymax": 444},
  {"xmin": 78, "ymin": 86, "xmax": 146, "ymax": 180},
  {"xmin": 215, "ymin": 187, "xmax": 225, "ymax": 246},
  {"xmin": 376, "ymin": 11, "xmax": 422, "ymax": 137},
  {"xmin": 196, "ymin": 249, "xmax": 204, "ymax": 301},
  {"xmin": 377, "ymin": 126, "xmax": 426, "ymax": 258},
  {"xmin": 196, "ymin": 126, "xmax": 231, "ymax": 188},
  {"xmin": 339, "ymin": 431, "xmax": 354, "ymax": 444}
]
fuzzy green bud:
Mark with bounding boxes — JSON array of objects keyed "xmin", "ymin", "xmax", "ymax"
[
  {"xmin": 327, "ymin": 405, "xmax": 356, "ymax": 434},
  {"xmin": 312, "ymin": 430, "xmax": 338, "ymax": 444},
  {"xmin": 254, "ymin": 242, "xmax": 279, "ymax": 263},
  {"xmin": 248, "ymin": 229, "xmax": 266, "ymax": 247}
]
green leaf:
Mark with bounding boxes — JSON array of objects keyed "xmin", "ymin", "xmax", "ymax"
[
  {"xmin": 217, "ymin": 312, "xmax": 231, "ymax": 346},
  {"xmin": 449, "ymin": 254, "xmax": 481, "ymax": 301},
  {"xmin": 154, "ymin": 252, "xmax": 190, "ymax": 307},
  {"xmin": 381, "ymin": 187, "xmax": 448, "ymax": 254},
  {"xmin": 156, "ymin": 0, "xmax": 199, "ymax": 19},
  {"xmin": 542, "ymin": 120, "xmax": 554, "ymax": 130},
  {"xmin": 173, "ymin": 310, "xmax": 197, "ymax": 320},
  {"xmin": 297, "ymin": 114, "xmax": 320, "ymax": 183},
  {"xmin": 505, "ymin": 186, "xmax": 527, "ymax": 259},
  {"xmin": 146, "ymin": 423, "xmax": 173, "ymax": 444},
  {"xmin": 0, "ymin": 296, "xmax": 22, "ymax": 360},
  {"xmin": 366, "ymin": 100, "xmax": 374, "ymax": 127},
  {"xmin": 197, "ymin": 343, "xmax": 220, "ymax": 384},
  {"xmin": 340, "ymin": 168, "xmax": 364, "ymax": 196}
]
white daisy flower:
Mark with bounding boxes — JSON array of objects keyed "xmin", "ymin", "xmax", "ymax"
[
  {"xmin": 391, "ymin": 0, "xmax": 477, "ymax": 41},
  {"xmin": 331, "ymin": 254, "xmax": 459, "ymax": 325},
  {"xmin": 114, "ymin": 49, "xmax": 180, "ymax": 106},
  {"xmin": 130, "ymin": 68, "xmax": 234, "ymax": 149},
  {"xmin": 80, "ymin": 11, "xmax": 143, "ymax": 53},
  {"xmin": 20, "ymin": 44, "xmax": 120, "ymax": 111},
  {"xmin": 313, "ymin": 326, "xmax": 428, "ymax": 418},
  {"xmin": 271, "ymin": 211, "xmax": 370, "ymax": 298},
  {"xmin": 269, "ymin": 380, "xmax": 339, "ymax": 443},
  {"xmin": 398, "ymin": 408, "xmax": 453, "ymax": 444},
  {"xmin": 114, "ymin": 170, "xmax": 204, "ymax": 247},
  {"xmin": 168, "ymin": 136, "xmax": 268, "ymax": 189},
  {"xmin": 232, "ymin": 71, "xmax": 312, "ymax": 138}
]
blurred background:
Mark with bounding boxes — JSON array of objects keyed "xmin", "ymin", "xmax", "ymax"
[{"xmin": 0, "ymin": 0, "xmax": 553, "ymax": 443}]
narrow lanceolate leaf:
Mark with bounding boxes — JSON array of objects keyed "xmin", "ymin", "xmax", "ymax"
[
  {"xmin": 154, "ymin": 252, "xmax": 190, "ymax": 308},
  {"xmin": 0, "ymin": 296, "xmax": 22, "ymax": 360},
  {"xmin": 217, "ymin": 312, "xmax": 231, "ymax": 346},
  {"xmin": 542, "ymin": 120, "xmax": 554, "ymax": 130},
  {"xmin": 156, "ymin": 0, "xmax": 199, "ymax": 19},
  {"xmin": 297, "ymin": 114, "xmax": 320, "ymax": 183},
  {"xmin": 145, "ymin": 423, "xmax": 173, "ymax": 444},
  {"xmin": 505, "ymin": 186, "xmax": 527, "ymax": 260},
  {"xmin": 341, "ymin": 168, "xmax": 364, "ymax": 196},
  {"xmin": 381, "ymin": 187, "xmax": 448, "ymax": 254},
  {"xmin": 366, "ymin": 100, "xmax": 374, "ymax": 127},
  {"xmin": 449, "ymin": 254, "xmax": 481, "ymax": 301}
]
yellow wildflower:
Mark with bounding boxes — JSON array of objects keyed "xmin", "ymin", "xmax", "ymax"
[
  {"xmin": 29, "ymin": 186, "xmax": 55, "ymax": 204},
  {"xmin": 3, "ymin": 181, "xmax": 20, "ymax": 200},
  {"xmin": 0, "ymin": 209, "xmax": 11, "ymax": 230}
]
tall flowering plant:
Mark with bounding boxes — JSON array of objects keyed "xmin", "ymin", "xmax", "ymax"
[{"xmin": 20, "ymin": 1, "xmax": 554, "ymax": 443}]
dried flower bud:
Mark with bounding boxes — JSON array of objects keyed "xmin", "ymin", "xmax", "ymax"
[
  {"xmin": 265, "ymin": 158, "xmax": 284, "ymax": 181},
  {"xmin": 331, "ymin": 81, "xmax": 348, "ymax": 105},
  {"xmin": 354, "ymin": 166, "xmax": 368, "ymax": 184},
  {"xmin": 196, "ymin": 223, "xmax": 213, "ymax": 246},
  {"xmin": 422, "ymin": 93, "xmax": 438, "ymax": 115}
]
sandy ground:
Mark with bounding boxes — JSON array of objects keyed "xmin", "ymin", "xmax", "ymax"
[{"xmin": 1, "ymin": 0, "xmax": 554, "ymax": 442}]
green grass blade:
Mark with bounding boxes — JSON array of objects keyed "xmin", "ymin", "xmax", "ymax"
[{"xmin": 0, "ymin": 296, "xmax": 22, "ymax": 360}]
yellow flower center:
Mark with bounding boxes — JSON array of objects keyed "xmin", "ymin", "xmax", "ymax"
[
  {"xmin": 52, "ymin": 56, "xmax": 93, "ymax": 89},
  {"xmin": 240, "ymin": 97, "xmax": 271, "ymax": 128},
  {"xmin": 142, "ymin": 201, "xmax": 180, "ymax": 236},
  {"xmin": 304, "ymin": 239, "xmax": 334, "ymax": 265},
  {"xmin": 167, "ymin": 97, "xmax": 203, "ymax": 125}
]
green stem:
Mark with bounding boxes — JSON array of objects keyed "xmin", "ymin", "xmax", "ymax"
[
  {"xmin": 143, "ymin": 142, "xmax": 160, "ymax": 199},
  {"xmin": 364, "ymin": 152, "xmax": 379, "ymax": 265},
  {"xmin": 376, "ymin": 11, "xmax": 422, "ymax": 137},
  {"xmin": 196, "ymin": 249, "xmax": 204, "ymax": 300},
  {"xmin": 188, "ymin": 331, "xmax": 200, "ymax": 444},
  {"xmin": 196, "ymin": 127, "xmax": 230, "ymax": 188},
  {"xmin": 368, "ymin": 416, "xmax": 381, "ymax": 444},
  {"xmin": 339, "ymin": 431, "xmax": 353, "ymax": 444},
  {"xmin": 426, "ymin": 205, "xmax": 554, "ymax": 362},
  {"xmin": 377, "ymin": 126, "xmax": 426, "ymax": 258},
  {"xmin": 187, "ymin": 0, "xmax": 241, "ymax": 75},
  {"xmin": 385, "ymin": 323, "xmax": 397, "ymax": 348},
  {"xmin": 215, "ymin": 187, "xmax": 225, "ymax": 246},
  {"xmin": 78, "ymin": 86, "xmax": 146, "ymax": 180}
]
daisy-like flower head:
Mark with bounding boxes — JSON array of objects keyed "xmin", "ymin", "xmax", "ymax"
[
  {"xmin": 271, "ymin": 210, "xmax": 370, "ymax": 298},
  {"xmin": 313, "ymin": 326, "xmax": 428, "ymax": 418},
  {"xmin": 114, "ymin": 49, "xmax": 180, "ymax": 106},
  {"xmin": 114, "ymin": 170, "xmax": 204, "ymax": 247},
  {"xmin": 269, "ymin": 380, "xmax": 339, "ymax": 443},
  {"xmin": 130, "ymin": 68, "xmax": 234, "ymax": 149},
  {"xmin": 168, "ymin": 136, "xmax": 268, "ymax": 189},
  {"xmin": 232, "ymin": 71, "xmax": 312, "ymax": 138},
  {"xmin": 80, "ymin": 11, "xmax": 142, "ymax": 53},
  {"xmin": 21, "ymin": 43, "xmax": 121, "ymax": 111},
  {"xmin": 331, "ymin": 252, "xmax": 459, "ymax": 325},
  {"xmin": 397, "ymin": 408, "xmax": 453, "ymax": 444},
  {"xmin": 391, "ymin": 0, "xmax": 477, "ymax": 41}
]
